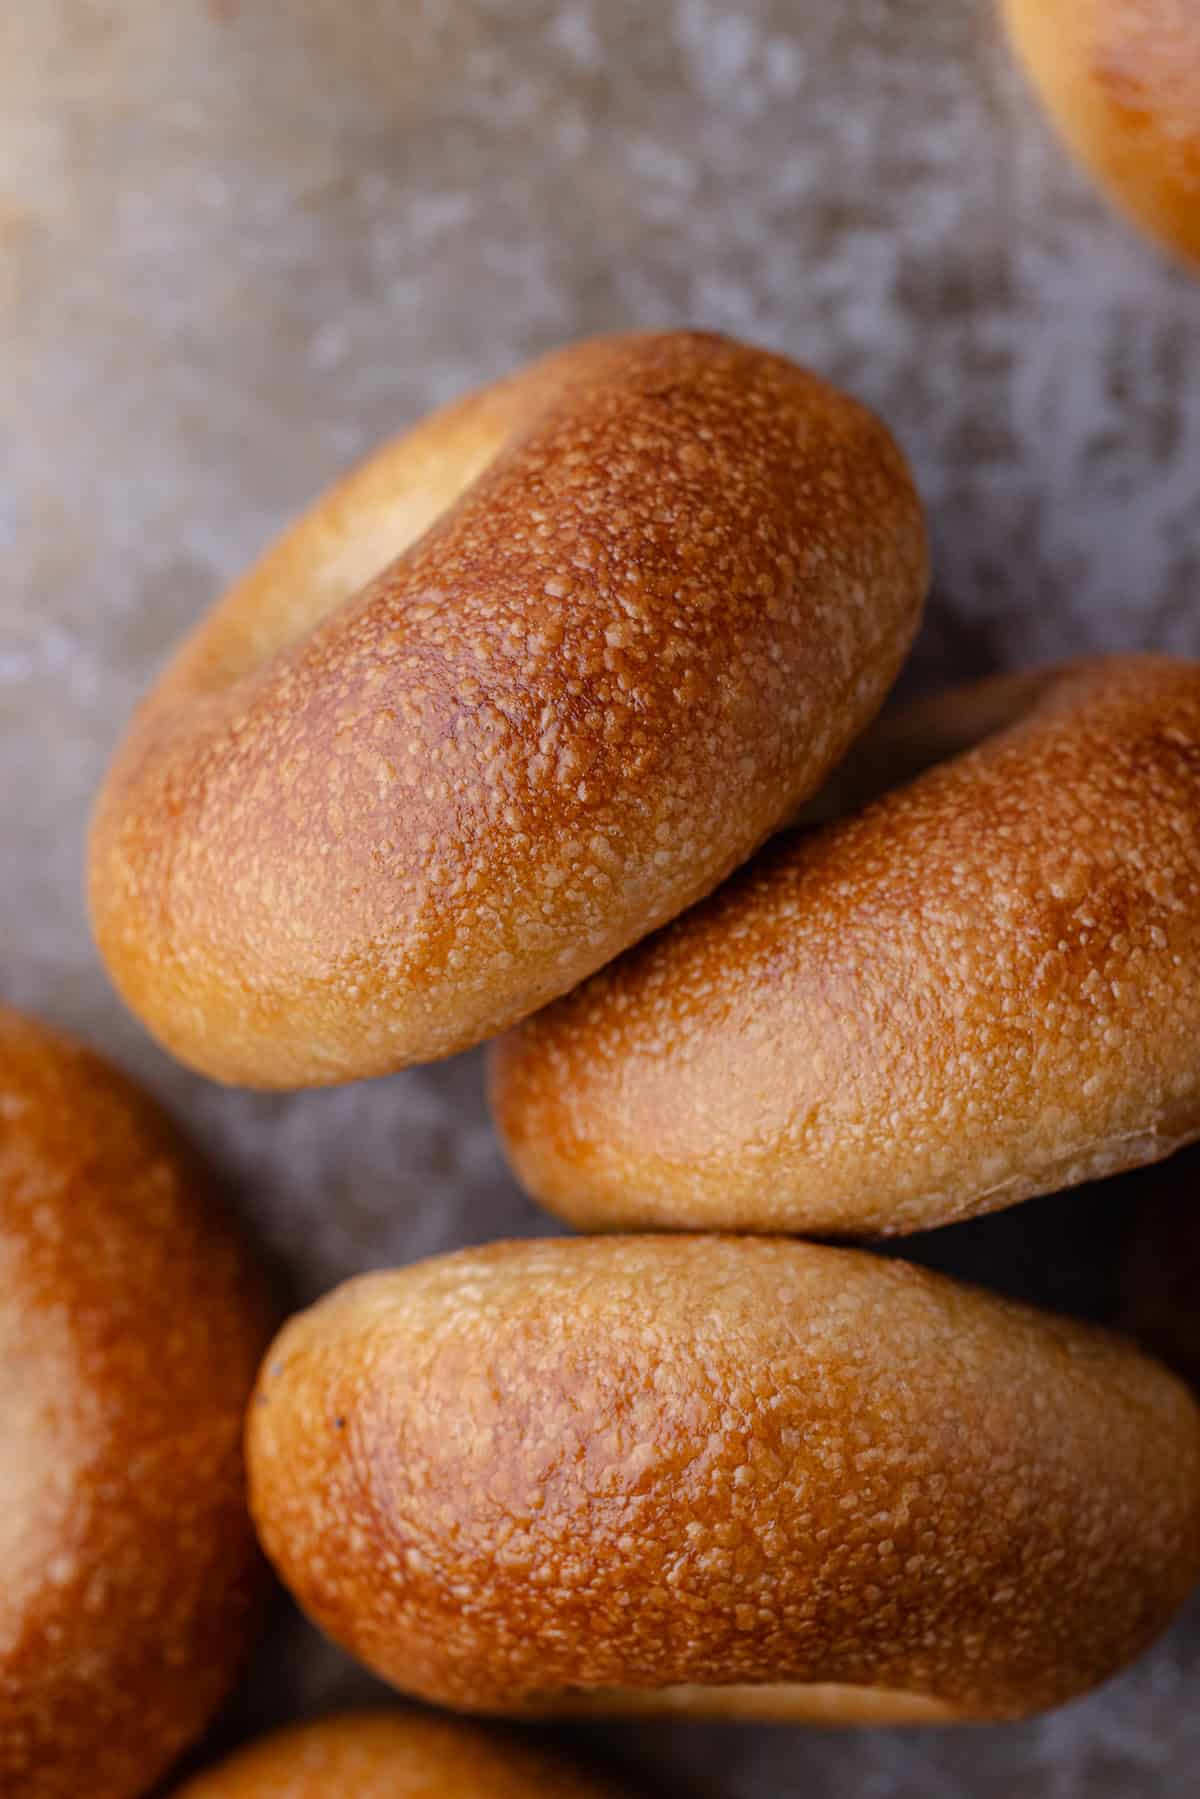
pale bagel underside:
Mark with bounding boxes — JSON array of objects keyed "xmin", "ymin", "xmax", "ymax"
[
  {"xmin": 491, "ymin": 655, "xmax": 1200, "ymax": 1236},
  {"xmin": 88, "ymin": 330, "xmax": 927, "ymax": 1088},
  {"xmin": 245, "ymin": 1237, "xmax": 1200, "ymax": 1724}
]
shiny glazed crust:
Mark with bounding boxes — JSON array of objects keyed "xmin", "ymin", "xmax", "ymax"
[
  {"xmin": 88, "ymin": 330, "xmax": 927, "ymax": 1088},
  {"xmin": 0, "ymin": 1006, "xmax": 272, "ymax": 1799},
  {"xmin": 1002, "ymin": 0, "xmax": 1200, "ymax": 267},
  {"xmin": 171, "ymin": 1711, "xmax": 627, "ymax": 1797},
  {"xmin": 244, "ymin": 1236, "xmax": 1200, "ymax": 1723},
  {"xmin": 491, "ymin": 656, "xmax": 1200, "ymax": 1236}
]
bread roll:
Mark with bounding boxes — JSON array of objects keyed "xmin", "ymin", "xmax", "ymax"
[
  {"xmin": 491, "ymin": 656, "xmax": 1200, "ymax": 1236},
  {"xmin": 245, "ymin": 1236, "xmax": 1200, "ymax": 1723},
  {"xmin": 88, "ymin": 330, "xmax": 927, "ymax": 1088},
  {"xmin": 1002, "ymin": 0, "xmax": 1200, "ymax": 267},
  {"xmin": 171, "ymin": 1712, "xmax": 627, "ymax": 1797},
  {"xmin": 0, "ymin": 1006, "xmax": 271, "ymax": 1799}
]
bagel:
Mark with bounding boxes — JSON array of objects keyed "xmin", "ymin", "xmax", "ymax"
[
  {"xmin": 0, "ymin": 1005, "xmax": 271, "ymax": 1799},
  {"xmin": 245, "ymin": 1236, "xmax": 1200, "ymax": 1724},
  {"xmin": 1001, "ymin": 0, "xmax": 1200, "ymax": 268},
  {"xmin": 490, "ymin": 655, "xmax": 1200, "ymax": 1237},
  {"xmin": 87, "ymin": 330, "xmax": 927, "ymax": 1088},
  {"xmin": 171, "ymin": 1712, "xmax": 628, "ymax": 1798}
]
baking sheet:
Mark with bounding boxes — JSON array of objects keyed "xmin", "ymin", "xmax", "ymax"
[{"xmin": 3, "ymin": 4, "xmax": 1199, "ymax": 1794}]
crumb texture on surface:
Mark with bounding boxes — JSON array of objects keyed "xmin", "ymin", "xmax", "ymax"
[
  {"xmin": 89, "ymin": 331, "xmax": 926, "ymax": 1089},
  {"xmin": 492, "ymin": 656, "xmax": 1200, "ymax": 1235},
  {"xmin": 246, "ymin": 1236, "xmax": 1200, "ymax": 1723}
]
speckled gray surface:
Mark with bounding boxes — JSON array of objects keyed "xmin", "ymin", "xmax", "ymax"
[{"xmin": 3, "ymin": 3, "xmax": 1199, "ymax": 1795}]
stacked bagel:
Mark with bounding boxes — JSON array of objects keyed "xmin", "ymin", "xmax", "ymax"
[{"xmin": 13, "ymin": 329, "xmax": 1193, "ymax": 1791}]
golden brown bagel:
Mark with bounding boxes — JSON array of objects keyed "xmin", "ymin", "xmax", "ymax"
[
  {"xmin": 0, "ymin": 1005, "xmax": 272, "ymax": 1799},
  {"xmin": 245, "ymin": 1236, "xmax": 1200, "ymax": 1724},
  {"xmin": 491, "ymin": 655, "xmax": 1200, "ymax": 1237},
  {"xmin": 1002, "ymin": 0, "xmax": 1200, "ymax": 268},
  {"xmin": 87, "ymin": 330, "xmax": 927, "ymax": 1088},
  {"xmin": 171, "ymin": 1711, "xmax": 628, "ymax": 1798}
]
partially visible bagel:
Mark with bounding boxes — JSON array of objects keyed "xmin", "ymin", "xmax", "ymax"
[
  {"xmin": 245, "ymin": 1236, "xmax": 1200, "ymax": 1724},
  {"xmin": 491, "ymin": 655, "xmax": 1200, "ymax": 1237},
  {"xmin": 171, "ymin": 1712, "xmax": 628, "ymax": 1797},
  {"xmin": 88, "ymin": 330, "xmax": 927, "ymax": 1088},
  {"xmin": 0, "ymin": 1006, "xmax": 271, "ymax": 1799},
  {"xmin": 1002, "ymin": 0, "xmax": 1200, "ymax": 268}
]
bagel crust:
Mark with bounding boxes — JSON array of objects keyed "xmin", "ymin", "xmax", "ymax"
[
  {"xmin": 245, "ymin": 1237, "xmax": 1200, "ymax": 1723},
  {"xmin": 171, "ymin": 1712, "xmax": 627, "ymax": 1798},
  {"xmin": 1002, "ymin": 0, "xmax": 1200, "ymax": 267},
  {"xmin": 491, "ymin": 655, "xmax": 1200, "ymax": 1237},
  {"xmin": 88, "ymin": 331, "xmax": 927, "ymax": 1088},
  {"xmin": 0, "ymin": 1006, "xmax": 271, "ymax": 1799}
]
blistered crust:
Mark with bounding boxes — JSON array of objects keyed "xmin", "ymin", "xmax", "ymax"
[
  {"xmin": 492, "ymin": 656, "xmax": 1200, "ymax": 1236},
  {"xmin": 0, "ymin": 1006, "xmax": 272, "ymax": 1799},
  {"xmin": 246, "ymin": 1237, "xmax": 1200, "ymax": 1723},
  {"xmin": 89, "ymin": 330, "xmax": 927, "ymax": 1088}
]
